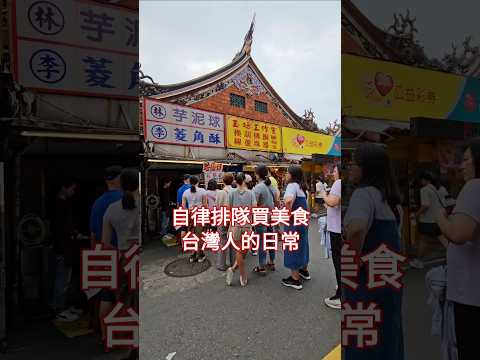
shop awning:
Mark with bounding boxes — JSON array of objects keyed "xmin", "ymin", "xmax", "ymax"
[
  {"xmin": 243, "ymin": 163, "xmax": 291, "ymax": 172},
  {"xmin": 343, "ymin": 117, "xmax": 410, "ymax": 134},
  {"xmin": 20, "ymin": 130, "xmax": 139, "ymax": 142},
  {"xmin": 284, "ymin": 153, "xmax": 311, "ymax": 162}
]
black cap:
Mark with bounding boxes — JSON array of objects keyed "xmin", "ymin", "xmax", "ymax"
[{"xmin": 104, "ymin": 166, "xmax": 122, "ymax": 181}]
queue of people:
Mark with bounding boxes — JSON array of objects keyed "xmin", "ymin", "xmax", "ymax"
[
  {"xmin": 166, "ymin": 165, "xmax": 315, "ymax": 290},
  {"xmin": 48, "ymin": 166, "xmax": 140, "ymax": 359},
  {"xmin": 341, "ymin": 140, "xmax": 480, "ymax": 360}
]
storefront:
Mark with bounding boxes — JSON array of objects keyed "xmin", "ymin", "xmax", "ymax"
[
  {"xmin": 0, "ymin": 123, "xmax": 140, "ymax": 343},
  {"xmin": 342, "ymin": 53, "xmax": 480, "ymax": 257},
  {"xmin": 281, "ymin": 126, "xmax": 341, "ymax": 205}
]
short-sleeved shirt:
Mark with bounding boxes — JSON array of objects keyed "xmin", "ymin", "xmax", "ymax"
[
  {"xmin": 103, "ymin": 198, "xmax": 140, "ymax": 251},
  {"xmin": 229, "ymin": 188, "xmax": 256, "ymax": 208},
  {"xmin": 182, "ymin": 187, "xmax": 206, "ymax": 209},
  {"xmin": 315, "ymin": 182, "xmax": 326, "ymax": 198},
  {"xmin": 284, "ymin": 182, "xmax": 305, "ymax": 202},
  {"xmin": 253, "ymin": 181, "xmax": 275, "ymax": 209},
  {"xmin": 344, "ymin": 187, "xmax": 396, "ymax": 234},
  {"xmin": 216, "ymin": 185, "xmax": 232, "ymax": 207},
  {"xmin": 177, "ymin": 183, "xmax": 191, "ymax": 205},
  {"xmin": 419, "ymin": 184, "xmax": 443, "ymax": 223},
  {"xmin": 269, "ymin": 176, "xmax": 278, "ymax": 189},
  {"xmin": 90, "ymin": 190, "xmax": 122, "ymax": 247},
  {"xmin": 327, "ymin": 179, "xmax": 342, "ymax": 233},
  {"xmin": 447, "ymin": 179, "xmax": 480, "ymax": 306},
  {"xmin": 206, "ymin": 190, "xmax": 217, "ymax": 209}
]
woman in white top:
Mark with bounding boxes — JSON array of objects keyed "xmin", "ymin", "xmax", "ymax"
[
  {"xmin": 206, "ymin": 179, "xmax": 218, "ymax": 210},
  {"xmin": 225, "ymin": 173, "xmax": 256, "ymax": 287},
  {"xmin": 435, "ymin": 138, "xmax": 480, "ymax": 359},
  {"xmin": 343, "ymin": 144, "xmax": 404, "ymax": 360},
  {"xmin": 281, "ymin": 165, "xmax": 310, "ymax": 290},
  {"xmin": 413, "ymin": 171, "xmax": 447, "ymax": 268},
  {"xmin": 182, "ymin": 175, "xmax": 208, "ymax": 263},
  {"xmin": 216, "ymin": 173, "xmax": 235, "ymax": 271},
  {"xmin": 102, "ymin": 168, "xmax": 140, "ymax": 354}
]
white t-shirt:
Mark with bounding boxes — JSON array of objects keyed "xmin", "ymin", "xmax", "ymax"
[
  {"xmin": 327, "ymin": 179, "xmax": 341, "ymax": 233},
  {"xmin": 447, "ymin": 179, "xmax": 480, "ymax": 306},
  {"xmin": 216, "ymin": 185, "xmax": 231, "ymax": 207},
  {"xmin": 182, "ymin": 187, "xmax": 206, "ymax": 209},
  {"xmin": 315, "ymin": 181, "xmax": 326, "ymax": 198},
  {"xmin": 438, "ymin": 186, "xmax": 448, "ymax": 204},
  {"xmin": 206, "ymin": 190, "xmax": 217, "ymax": 209},
  {"xmin": 419, "ymin": 184, "xmax": 444, "ymax": 224},
  {"xmin": 103, "ymin": 198, "xmax": 140, "ymax": 251},
  {"xmin": 284, "ymin": 182, "xmax": 306, "ymax": 202},
  {"xmin": 344, "ymin": 187, "xmax": 397, "ymax": 235}
]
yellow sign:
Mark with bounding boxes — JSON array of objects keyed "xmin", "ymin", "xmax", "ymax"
[
  {"xmin": 342, "ymin": 54, "xmax": 464, "ymax": 122},
  {"xmin": 226, "ymin": 115, "xmax": 282, "ymax": 152},
  {"xmin": 281, "ymin": 127, "xmax": 335, "ymax": 155}
]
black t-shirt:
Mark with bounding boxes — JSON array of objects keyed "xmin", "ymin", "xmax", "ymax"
[
  {"xmin": 160, "ymin": 187, "xmax": 171, "ymax": 210},
  {"xmin": 51, "ymin": 197, "xmax": 74, "ymax": 256}
]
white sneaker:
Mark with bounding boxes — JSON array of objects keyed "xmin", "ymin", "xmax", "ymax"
[
  {"xmin": 56, "ymin": 309, "xmax": 79, "ymax": 322},
  {"xmin": 324, "ymin": 297, "xmax": 341, "ymax": 310},
  {"xmin": 409, "ymin": 259, "xmax": 424, "ymax": 269},
  {"xmin": 240, "ymin": 275, "xmax": 248, "ymax": 287},
  {"xmin": 226, "ymin": 267, "xmax": 234, "ymax": 286}
]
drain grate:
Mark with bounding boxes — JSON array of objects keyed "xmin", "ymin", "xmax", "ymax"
[{"xmin": 164, "ymin": 257, "xmax": 211, "ymax": 277}]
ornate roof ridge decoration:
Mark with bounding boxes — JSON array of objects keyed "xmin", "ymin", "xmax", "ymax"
[
  {"xmin": 233, "ymin": 13, "xmax": 256, "ymax": 61},
  {"xmin": 232, "ymin": 66, "xmax": 266, "ymax": 96},
  {"xmin": 343, "ymin": 0, "xmax": 480, "ymax": 78},
  {"xmin": 166, "ymin": 63, "xmax": 304, "ymax": 128},
  {"xmin": 300, "ymin": 109, "xmax": 319, "ymax": 132}
]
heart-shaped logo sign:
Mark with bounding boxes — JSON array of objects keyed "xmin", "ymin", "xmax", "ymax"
[
  {"xmin": 464, "ymin": 93, "xmax": 477, "ymax": 112},
  {"xmin": 296, "ymin": 135, "xmax": 305, "ymax": 146},
  {"xmin": 374, "ymin": 72, "xmax": 394, "ymax": 96}
]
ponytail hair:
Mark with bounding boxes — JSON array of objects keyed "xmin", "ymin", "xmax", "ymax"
[
  {"xmin": 189, "ymin": 175, "xmax": 199, "ymax": 193},
  {"xmin": 122, "ymin": 192, "xmax": 135, "ymax": 210},
  {"xmin": 120, "ymin": 168, "xmax": 139, "ymax": 210},
  {"xmin": 255, "ymin": 164, "xmax": 271, "ymax": 186}
]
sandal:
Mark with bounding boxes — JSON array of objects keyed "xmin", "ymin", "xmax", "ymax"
[
  {"xmin": 267, "ymin": 263, "xmax": 276, "ymax": 271},
  {"xmin": 253, "ymin": 266, "xmax": 266, "ymax": 274}
]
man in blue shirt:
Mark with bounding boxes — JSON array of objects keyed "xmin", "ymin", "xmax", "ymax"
[
  {"xmin": 89, "ymin": 165, "xmax": 123, "ymax": 346},
  {"xmin": 176, "ymin": 174, "xmax": 191, "ymax": 207},
  {"xmin": 176, "ymin": 174, "xmax": 191, "ymax": 244},
  {"xmin": 90, "ymin": 166, "xmax": 123, "ymax": 247}
]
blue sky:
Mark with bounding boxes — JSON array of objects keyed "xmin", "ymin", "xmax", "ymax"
[{"xmin": 140, "ymin": 1, "xmax": 341, "ymax": 130}]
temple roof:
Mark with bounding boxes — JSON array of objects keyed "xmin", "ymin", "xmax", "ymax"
[
  {"xmin": 343, "ymin": 0, "xmax": 480, "ymax": 78},
  {"xmin": 140, "ymin": 51, "xmax": 249, "ymax": 97},
  {"xmin": 140, "ymin": 16, "xmax": 318, "ymax": 130}
]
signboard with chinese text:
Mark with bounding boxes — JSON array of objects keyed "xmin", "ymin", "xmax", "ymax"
[
  {"xmin": 12, "ymin": 0, "xmax": 138, "ymax": 99},
  {"xmin": 17, "ymin": 40, "xmax": 138, "ymax": 97},
  {"xmin": 342, "ymin": 54, "xmax": 465, "ymax": 122},
  {"xmin": 282, "ymin": 128, "xmax": 340, "ymax": 156},
  {"xmin": 203, "ymin": 162, "xmax": 224, "ymax": 186},
  {"xmin": 144, "ymin": 98, "xmax": 225, "ymax": 148},
  {"xmin": 226, "ymin": 115, "xmax": 282, "ymax": 152}
]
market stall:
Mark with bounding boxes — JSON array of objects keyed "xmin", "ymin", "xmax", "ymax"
[{"xmin": 342, "ymin": 53, "xmax": 480, "ymax": 260}]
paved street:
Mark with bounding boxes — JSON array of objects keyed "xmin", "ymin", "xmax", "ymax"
[
  {"xmin": 140, "ymin": 221, "xmax": 341, "ymax": 360},
  {"xmin": 403, "ymin": 261, "xmax": 444, "ymax": 360}
]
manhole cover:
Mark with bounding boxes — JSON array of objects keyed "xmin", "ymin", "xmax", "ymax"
[{"xmin": 164, "ymin": 257, "xmax": 211, "ymax": 277}]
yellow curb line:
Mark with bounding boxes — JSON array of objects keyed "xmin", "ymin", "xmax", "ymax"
[{"xmin": 322, "ymin": 344, "xmax": 341, "ymax": 360}]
